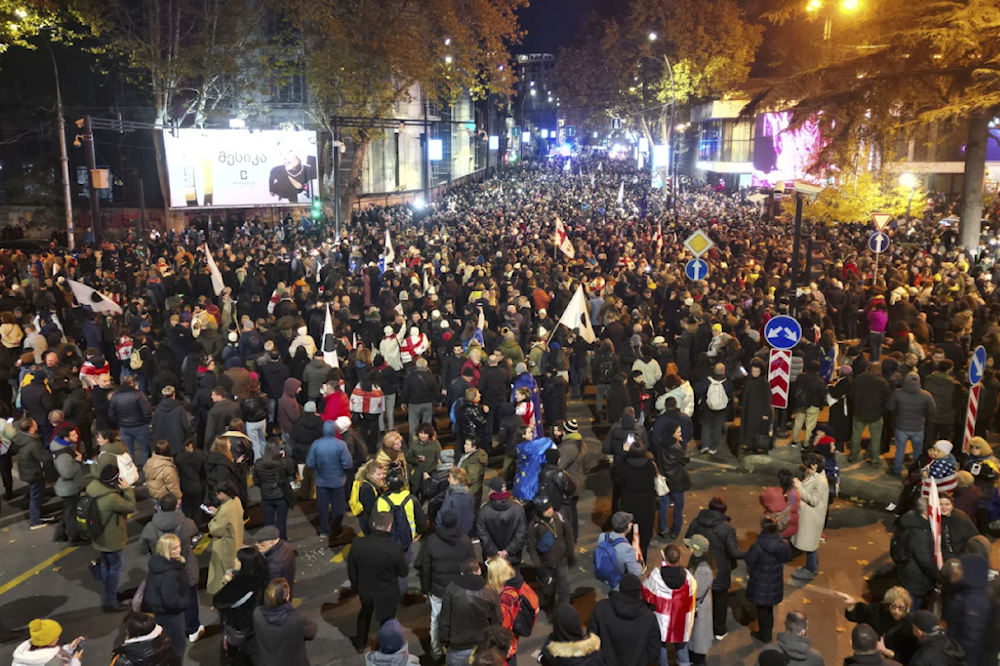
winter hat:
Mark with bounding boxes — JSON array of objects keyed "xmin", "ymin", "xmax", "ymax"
[
  {"xmin": 439, "ymin": 509, "xmax": 459, "ymax": 529},
  {"xmin": 909, "ymin": 610, "xmax": 940, "ymax": 633},
  {"xmin": 297, "ymin": 326, "xmax": 307, "ymax": 336},
  {"xmin": 838, "ymin": 365, "xmax": 852, "ymax": 376},
  {"xmin": 932, "ymin": 440, "xmax": 954, "ymax": 456},
  {"xmin": 487, "ymin": 477, "xmax": 506, "ymax": 493},
  {"xmin": 611, "ymin": 511, "xmax": 633, "ymax": 533},
  {"xmin": 711, "ymin": 323, "xmax": 723, "ymax": 334},
  {"xmin": 384, "ymin": 326, "xmax": 393, "ymax": 336},
  {"xmin": 376, "ymin": 619, "xmax": 406, "ymax": 654},
  {"xmin": 29, "ymin": 619, "xmax": 61, "ymax": 647},
  {"xmin": 618, "ymin": 573, "xmax": 642, "ymax": 598},
  {"xmin": 905, "ymin": 372, "xmax": 921, "ymax": 384},
  {"xmin": 652, "ymin": 336, "xmax": 665, "ymax": 345},
  {"xmin": 100, "ymin": 464, "xmax": 120, "ymax": 485},
  {"xmin": 439, "ymin": 449, "xmax": 455, "ymax": 465},
  {"xmin": 303, "ymin": 401, "xmax": 317, "ymax": 413},
  {"xmin": 334, "ymin": 416, "xmax": 352, "ymax": 433},
  {"xmin": 563, "ymin": 419, "xmax": 578, "ymax": 434},
  {"xmin": 552, "ymin": 603, "xmax": 586, "ymax": 642},
  {"xmin": 685, "ymin": 534, "xmax": 710, "ymax": 558}
]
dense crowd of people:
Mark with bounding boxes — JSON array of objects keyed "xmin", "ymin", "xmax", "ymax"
[{"xmin": 0, "ymin": 158, "xmax": 999, "ymax": 666}]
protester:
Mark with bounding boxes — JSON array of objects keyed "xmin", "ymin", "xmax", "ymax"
[
  {"xmin": 746, "ymin": 517, "xmax": 795, "ymax": 643},
  {"xmin": 205, "ymin": 480, "xmax": 245, "ymax": 595},
  {"xmin": 348, "ymin": 511, "xmax": 409, "ymax": 653},
  {"xmin": 527, "ymin": 496, "xmax": 575, "ymax": 616},
  {"xmin": 537, "ymin": 603, "xmax": 603, "ymax": 666},
  {"xmin": 253, "ymin": 578, "xmax": 317, "ymax": 666},
  {"xmin": 907, "ymin": 610, "xmax": 965, "ymax": 666},
  {"xmin": 790, "ymin": 453, "xmax": 829, "ymax": 581},
  {"xmin": 753, "ymin": 611, "xmax": 824, "ymax": 666},
  {"xmin": 416, "ymin": 507, "xmax": 475, "ymax": 660},
  {"xmin": 487, "ymin": 556, "xmax": 539, "ymax": 666},
  {"xmin": 439, "ymin": 558, "xmax": 502, "ymax": 666},
  {"xmin": 87, "ymin": 464, "xmax": 137, "ymax": 612},
  {"xmin": 253, "ymin": 439, "xmax": 297, "ymax": 540},
  {"xmin": 685, "ymin": 496, "xmax": 746, "ymax": 639},
  {"xmin": 108, "ymin": 613, "xmax": 175, "ymax": 666},
  {"xmin": 214, "ymin": 547, "xmax": 268, "ymax": 666},
  {"xmin": 144, "ymin": 533, "xmax": 190, "ymax": 661},
  {"xmin": 588, "ymin": 572, "xmax": 659, "ymax": 666},
  {"xmin": 642, "ymin": 544, "xmax": 697, "ymax": 666},
  {"xmin": 477, "ymin": 477, "xmax": 528, "ymax": 569}
]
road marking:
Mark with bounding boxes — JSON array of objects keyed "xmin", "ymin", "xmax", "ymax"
[
  {"xmin": 0, "ymin": 546, "xmax": 77, "ymax": 596},
  {"xmin": 193, "ymin": 535, "xmax": 211, "ymax": 555},
  {"xmin": 331, "ymin": 543, "xmax": 351, "ymax": 563},
  {"xmin": 689, "ymin": 457, "xmax": 737, "ymax": 471},
  {"xmin": 293, "ymin": 597, "xmax": 302, "ymax": 608}
]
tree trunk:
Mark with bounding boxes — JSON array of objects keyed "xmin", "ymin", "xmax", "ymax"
[
  {"xmin": 342, "ymin": 134, "xmax": 371, "ymax": 220},
  {"xmin": 152, "ymin": 129, "xmax": 174, "ymax": 231},
  {"xmin": 960, "ymin": 110, "xmax": 991, "ymax": 252}
]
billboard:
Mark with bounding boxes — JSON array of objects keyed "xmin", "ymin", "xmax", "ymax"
[
  {"xmin": 164, "ymin": 129, "xmax": 318, "ymax": 208},
  {"xmin": 752, "ymin": 112, "xmax": 824, "ymax": 186}
]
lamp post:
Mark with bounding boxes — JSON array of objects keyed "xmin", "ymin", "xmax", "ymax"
[
  {"xmin": 43, "ymin": 40, "xmax": 74, "ymax": 249},
  {"xmin": 520, "ymin": 89, "xmax": 536, "ymax": 159},
  {"xmin": 900, "ymin": 172, "xmax": 919, "ymax": 223},
  {"xmin": 647, "ymin": 32, "xmax": 677, "ymax": 218}
]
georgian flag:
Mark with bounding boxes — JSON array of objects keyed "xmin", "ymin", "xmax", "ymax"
[
  {"xmin": 203, "ymin": 244, "xmax": 224, "ymax": 296},
  {"xmin": 927, "ymin": 477, "xmax": 944, "ymax": 568},
  {"xmin": 554, "ymin": 218, "xmax": 575, "ymax": 259},
  {"xmin": 655, "ymin": 220, "xmax": 663, "ymax": 254}
]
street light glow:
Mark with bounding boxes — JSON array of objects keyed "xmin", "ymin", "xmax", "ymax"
[
  {"xmin": 444, "ymin": 55, "xmax": 453, "ymax": 64},
  {"xmin": 842, "ymin": 0, "xmax": 859, "ymax": 10},
  {"xmin": 530, "ymin": 89, "xmax": 536, "ymax": 95},
  {"xmin": 444, "ymin": 38, "xmax": 451, "ymax": 46},
  {"xmin": 899, "ymin": 173, "xmax": 918, "ymax": 189},
  {"xmin": 648, "ymin": 32, "xmax": 657, "ymax": 41},
  {"xmin": 807, "ymin": 0, "xmax": 821, "ymax": 10}
]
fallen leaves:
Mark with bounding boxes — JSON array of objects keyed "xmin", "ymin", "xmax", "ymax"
[
  {"xmin": 802, "ymin": 598, "xmax": 812, "ymax": 604},
  {"xmin": 857, "ymin": 560, "xmax": 870, "ymax": 566}
]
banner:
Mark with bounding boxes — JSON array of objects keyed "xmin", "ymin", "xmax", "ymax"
[
  {"xmin": 164, "ymin": 129, "xmax": 318, "ymax": 208},
  {"xmin": 556, "ymin": 285, "xmax": 596, "ymax": 343},
  {"xmin": 554, "ymin": 218, "xmax": 575, "ymax": 259},
  {"xmin": 203, "ymin": 245, "xmax": 225, "ymax": 296}
]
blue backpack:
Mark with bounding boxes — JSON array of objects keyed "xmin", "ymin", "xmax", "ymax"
[{"xmin": 594, "ymin": 533, "xmax": 628, "ymax": 588}]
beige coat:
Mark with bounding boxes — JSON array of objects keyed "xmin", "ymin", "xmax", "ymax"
[
  {"xmin": 207, "ymin": 497, "xmax": 245, "ymax": 594},
  {"xmin": 790, "ymin": 471, "xmax": 829, "ymax": 553},
  {"xmin": 143, "ymin": 454, "xmax": 181, "ymax": 500}
]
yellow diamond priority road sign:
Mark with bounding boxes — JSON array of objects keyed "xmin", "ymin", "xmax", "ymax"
[{"xmin": 683, "ymin": 229, "xmax": 715, "ymax": 258}]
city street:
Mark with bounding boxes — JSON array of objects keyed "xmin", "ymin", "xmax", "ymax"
[{"xmin": 0, "ymin": 399, "xmax": 907, "ymax": 666}]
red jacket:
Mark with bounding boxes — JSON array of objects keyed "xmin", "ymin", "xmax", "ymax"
[
  {"xmin": 759, "ymin": 487, "xmax": 800, "ymax": 538},
  {"xmin": 322, "ymin": 391, "xmax": 350, "ymax": 422}
]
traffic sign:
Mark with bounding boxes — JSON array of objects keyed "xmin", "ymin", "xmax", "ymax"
[
  {"xmin": 769, "ymin": 349, "xmax": 792, "ymax": 409},
  {"xmin": 685, "ymin": 258, "xmax": 709, "ymax": 281},
  {"xmin": 868, "ymin": 232, "xmax": 890, "ymax": 254},
  {"xmin": 683, "ymin": 229, "xmax": 715, "ymax": 258},
  {"xmin": 764, "ymin": 315, "xmax": 802, "ymax": 350},
  {"xmin": 970, "ymin": 345, "xmax": 987, "ymax": 386},
  {"xmin": 871, "ymin": 212, "xmax": 892, "ymax": 231}
]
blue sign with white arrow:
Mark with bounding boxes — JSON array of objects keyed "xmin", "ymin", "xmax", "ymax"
[
  {"xmin": 868, "ymin": 232, "xmax": 890, "ymax": 254},
  {"xmin": 970, "ymin": 345, "xmax": 987, "ymax": 386},
  {"xmin": 685, "ymin": 258, "xmax": 709, "ymax": 281},
  {"xmin": 764, "ymin": 315, "xmax": 802, "ymax": 350}
]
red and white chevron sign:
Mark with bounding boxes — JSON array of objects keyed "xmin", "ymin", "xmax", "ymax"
[
  {"xmin": 963, "ymin": 383, "xmax": 981, "ymax": 453},
  {"xmin": 769, "ymin": 349, "xmax": 791, "ymax": 409}
]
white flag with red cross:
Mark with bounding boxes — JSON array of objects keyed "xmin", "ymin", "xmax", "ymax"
[
  {"xmin": 554, "ymin": 218, "xmax": 575, "ymax": 259},
  {"xmin": 928, "ymin": 477, "xmax": 943, "ymax": 568}
]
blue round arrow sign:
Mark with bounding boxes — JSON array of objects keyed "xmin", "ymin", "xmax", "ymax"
[
  {"xmin": 764, "ymin": 315, "xmax": 802, "ymax": 350},
  {"xmin": 970, "ymin": 345, "xmax": 987, "ymax": 386}
]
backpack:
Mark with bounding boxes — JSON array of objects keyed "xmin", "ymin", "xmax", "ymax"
[
  {"xmin": 383, "ymin": 494, "xmax": 414, "ymax": 550},
  {"xmin": 508, "ymin": 583, "xmax": 540, "ymax": 638},
  {"xmin": 596, "ymin": 357, "xmax": 615, "ymax": 384},
  {"xmin": 594, "ymin": 533, "xmax": 628, "ymax": 588},
  {"xmin": 130, "ymin": 346, "xmax": 145, "ymax": 370},
  {"xmin": 348, "ymin": 478, "xmax": 372, "ymax": 516},
  {"xmin": 705, "ymin": 378, "xmax": 729, "ymax": 411},
  {"xmin": 890, "ymin": 527, "xmax": 909, "ymax": 565},
  {"xmin": 115, "ymin": 452, "xmax": 140, "ymax": 487},
  {"xmin": 76, "ymin": 493, "xmax": 109, "ymax": 541},
  {"xmin": 765, "ymin": 491, "xmax": 796, "ymax": 533}
]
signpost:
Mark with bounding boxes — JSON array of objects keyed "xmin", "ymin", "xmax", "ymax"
[
  {"xmin": 683, "ymin": 230, "xmax": 714, "ymax": 258},
  {"xmin": 964, "ymin": 345, "xmax": 988, "ymax": 452},
  {"xmin": 685, "ymin": 258, "xmax": 709, "ymax": 281},
  {"xmin": 769, "ymin": 349, "xmax": 792, "ymax": 409},
  {"xmin": 764, "ymin": 315, "xmax": 803, "ymax": 350},
  {"xmin": 871, "ymin": 212, "xmax": 892, "ymax": 231},
  {"xmin": 868, "ymin": 231, "xmax": 890, "ymax": 286}
]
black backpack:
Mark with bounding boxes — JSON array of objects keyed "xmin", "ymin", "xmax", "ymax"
[
  {"xmin": 889, "ymin": 527, "xmax": 909, "ymax": 565},
  {"xmin": 76, "ymin": 494, "xmax": 109, "ymax": 541},
  {"xmin": 596, "ymin": 357, "xmax": 615, "ymax": 384},
  {"xmin": 384, "ymin": 494, "xmax": 414, "ymax": 551}
]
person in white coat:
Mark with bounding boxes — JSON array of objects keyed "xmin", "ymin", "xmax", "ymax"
[
  {"xmin": 790, "ymin": 452, "xmax": 829, "ymax": 581},
  {"xmin": 289, "ymin": 326, "xmax": 317, "ymax": 359},
  {"xmin": 379, "ymin": 324, "xmax": 406, "ymax": 372}
]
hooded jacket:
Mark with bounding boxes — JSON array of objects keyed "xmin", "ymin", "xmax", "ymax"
[
  {"xmin": 290, "ymin": 411, "xmax": 324, "ymax": 464},
  {"xmin": 943, "ymin": 554, "xmax": 990, "ymax": 665},
  {"xmin": 897, "ymin": 510, "xmax": 940, "ymax": 597},
  {"xmin": 151, "ymin": 398, "xmax": 193, "ymax": 456},
  {"xmin": 745, "ymin": 531, "xmax": 795, "ymax": 607},
  {"xmin": 476, "ymin": 494, "xmax": 527, "ymax": 566},
  {"xmin": 205, "ymin": 397, "xmax": 241, "ymax": 449},
  {"xmin": 588, "ymin": 589, "xmax": 661, "ymax": 666},
  {"xmin": 416, "ymin": 524, "xmax": 475, "ymax": 598},
  {"xmin": 49, "ymin": 437, "xmax": 83, "ymax": 497},
  {"xmin": 253, "ymin": 603, "xmax": 317, "ymax": 666},
  {"xmin": 684, "ymin": 509, "xmax": 746, "ymax": 591},
  {"xmin": 924, "ymin": 371, "xmax": 962, "ymax": 425},
  {"xmin": 143, "ymin": 453, "xmax": 181, "ymax": 500},
  {"xmin": 108, "ymin": 626, "xmax": 177, "ymax": 666},
  {"xmin": 138, "ymin": 509, "xmax": 199, "ymax": 586},
  {"xmin": 301, "ymin": 358, "xmax": 332, "ymax": 400},
  {"xmin": 908, "ymin": 630, "xmax": 966, "ymax": 666},
  {"xmin": 850, "ymin": 372, "xmax": 892, "ymax": 423},
  {"xmin": 305, "ymin": 421, "xmax": 353, "ymax": 488},
  {"xmin": 261, "ymin": 359, "xmax": 291, "ymax": 401},
  {"xmin": 277, "ymin": 378, "xmax": 303, "ymax": 433},
  {"xmin": 145, "ymin": 554, "xmax": 189, "ymax": 616},
  {"xmin": 887, "ymin": 375, "xmax": 936, "ymax": 432},
  {"xmin": 11, "ymin": 641, "xmax": 78, "ymax": 666},
  {"xmin": 755, "ymin": 632, "xmax": 824, "ymax": 666},
  {"xmin": 13, "ymin": 427, "xmax": 48, "ymax": 484},
  {"xmin": 439, "ymin": 572, "xmax": 502, "ymax": 651},
  {"xmin": 84, "ymin": 478, "xmax": 136, "ymax": 552}
]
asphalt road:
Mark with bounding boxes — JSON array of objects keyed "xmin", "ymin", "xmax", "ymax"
[{"xmin": 0, "ymin": 401, "xmax": 902, "ymax": 666}]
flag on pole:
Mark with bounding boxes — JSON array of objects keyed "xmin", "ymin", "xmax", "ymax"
[
  {"xmin": 555, "ymin": 285, "xmax": 596, "ymax": 343},
  {"xmin": 321, "ymin": 304, "xmax": 337, "ymax": 368},
  {"xmin": 655, "ymin": 221, "xmax": 663, "ymax": 254},
  {"xmin": 553, "ymin": 218, "xmax": 575, "ymax": 259},
  {"xmin": 564, "ymin": 159, "xmax": 571, "ymax": 173},
  {"xmin": 590, "ymin": 173, "xmax": 595, "ymax": 188},
  {"xmin": 203, "ymin": 244, "xmax": 224, "ymax": 296},
  {"xmin": 617, "ymin": 182, "xmax": 624, "ymax": 206},
  {"xmin": 598, "ymin": 161, "xmax": 603, "ymax": 172},
  {"xmin": 378, "ymin": 229, "xmax": 395, "ymax": 275},
  {"xmin": 67, "ymin": 279, "xmax": 123, "ymax": 315},
  {"xmin": 928, "ymin": 477, "xmax": 943, "ymax": 568}
]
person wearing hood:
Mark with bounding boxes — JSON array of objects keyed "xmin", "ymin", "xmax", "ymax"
[
  {"xmin": 86, "ymin": 464, "xmax": 137, "ymax": 612},
  {"xmin": 378, "ymin": 323, "xmax": 406, "ymax": 372},
  {"xmin": 439, "ymin": 558, "xmax": 501, "ymax": 665},
  {"xmin": 253, "ymin": 578, "xmax": 317, "ymax": 666},
  {"xmin": 844, "ymin": 623, "xmax": 902, "ymax": 666},
  {"xmin": 886, "ymin": 372, "xmax": 936, "ymax": 475},
  {"xmin": 662, "ymin": 374, "xmax": 695, "ymax": 418},
  {"xmin": 288, "ymin": 325, "xmax": 317, "ymax": 360},
  {"xmin": 48, "ymin": 430, "xmax": 83, "ymax": 543},
  {"xmin": 923, "ymin": 359, "xmax": 963, "ymax": 444},
  {"xmin": 753, "ymin": 611, "xmax": 824, "ymax": 666},
  {"xmin": 62, "ymin": 378, "xmax": 95, "ymax": 458},
  {"xmin": 261, "ymin": 351, "xmax": 290, "ymax": 431},
  {"xmin": 278, "ymin": 378, "xmax": 303, "ymax": 441},
  {"xmin": 942, "ymin": 553, "xmax": 990, "ymax": 665},
  {"xmin": 150, "ymin": 386, "xmax": 192, "ymax": 456},
  {"xmin": 497, "ymin": 330, "xmax": 525, "ymax": 368},
  {"xmin": 641, "ymin": 544, "xmax": 697, "ymax": 666},
  {"xmin": 138, "ymin": 493, "xmax": 202, "ymax": 644},
  {"xmin": 306, "ymin": 419, "xmax": 353, "ymax": 539},
  {"xmin": 144, "ymin": 533, "xmax": 190, "ymax": 661},
  {"xmin": 364, "ymin": 619, "xmax": 419, "ymax": 666},
  {"xmin": 896, "ymin": 497, "xmax": 940, "ymax": 610},
  {"xmin": 741, "ymin": 358, "xmax": 775, "ymax": 453},
  {"xmin": 685, "ymin": 496, "xmax": 746, "ymax": 639},
  {"xmin": 477, "ymin": 477, "xmax": 527, "ymax": 568},
  {"xmin": 539, "ymin": 603, "xmax": 603, "ymax": 666},
  {"xmin": 416, "ymin": 508, "xmax": 476, "ymax": 661},
  {"xmin": 11, "ymin": 618, "xmax": 83, "ymax": 666},
  {"xmin": 301, "ymin": 351, "xmax": 332, "ymax": 403},
  {"xmin": 588, "ymin": 572, "xmax": 660, "ymax": 666},
  {"xmin": 746, "ymin": 516, "xmax": 795, "ymax": 643},
  {"xmin": 908, "ymin": 610, "xmax": 965, "ymax": 666}
]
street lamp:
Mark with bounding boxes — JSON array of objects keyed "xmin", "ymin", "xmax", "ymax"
[
  {"xmin": 444, "ymin": 55, "xmax": 453, "ymax": 64},
  {"xmin": 900, "ymin": 173, "xmax": 919, "ymax": 222},
  {"xmin": 648, "ymin": 32, "xmax": 657, "ymax": 41}
]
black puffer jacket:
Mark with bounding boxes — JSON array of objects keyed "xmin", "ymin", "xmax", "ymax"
[
  {"xmin": 850, "ymin": 372, "xmax": 892, "ymax": 423},
  {"xmin": 253, "ymin": 456, "xmax": 296, "ymax": 502},
  {"xmin": 241, "ymin": 394, "xmax": 269, "ymax": 423},
  {"xmin": 145, "ymin": 554, "xmax": 189, "ymax": 615},
  {"xmin": 538, "ymin": 463, "xmax": 577, "ymax": 510},
  {"xmin": 260, "ymin": 360, "xmax": 290, "ymax": 401},
  {"xmin": 108, "ymin": 385, "xmax": 153, "ymax": 427},
  {"xmin": 417, "ymin": 524, "xmax": 476, "ymax": 598},
  {"xmin": 289, "ymin": 413, "xmax": 324, "ymax": 463},
  {"xmin": 110, "ymin": 631, "xmax": 179, "ymax": 666},
  {"xmin": 684, "ymin": 509, "xmax": 746, "ymax": 590},
  {"xmin": 542, "ymin": 374, "xmax": 568, "ymax": 426},
  {"xmin": 897, "ymin": 510, "xmax": 940, "ymax": 598},
  {"xmin": 204, "ymin": 451, "xmax": 244, "ymax": 503},
  {"xmin": 476, "ymin": 495, "xmax": 527, "ymax": 566},
  {"xmin": 457, "ymin": 400, "xmax": 489, "ymax": 448},
  {"xmin": 588, "ymin": 590, "xmax": 661, "ymax": 666},
  {"xmin": 655, "ymin": 442, "xmax": 691, "ymax": 494},
  {"xmin": 745, "ymin": 531, "xmax": 794, "ymax": 607}
]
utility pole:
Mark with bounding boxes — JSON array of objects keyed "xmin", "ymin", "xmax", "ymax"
[
  {"xmin": 138, "ymin": 178, "xmax": 146, "ymax": 256},
  {"xmin": 78, "ymin": 116, "xmax": 102, "ymax": 245},
  {"xmin": 790, "ymin": 192, "xmax": 804, "ymax": 315},
  {"xmin": 423, "ymin": 100, "xmax": 430, "ymax": 205},
  {"xmin": 332, "ymin": 121, "xmax": 341, "ymax": 239},
  {"xmin": 46, "ymin": 42, "xmax": 73, "ymax": 249}
]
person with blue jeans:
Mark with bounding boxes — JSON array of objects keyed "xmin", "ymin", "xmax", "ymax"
[
  {"xmin": 85, "ymin": 463, "xmax": 136, "ymax": 612},
  {"xmin": 790, "ymin": 453, "xmax": 829, "ymax": 582},
  {"xmin": 253, "ymin": 439, "xmax": 296, "ymax": 540},
  {"xmin": 12, "ymin": 417, "xmax": 49, "ymax": 528},
  {"xmin": 305, "ymin": 420, "xmax": 353, "ymax": 539},
  {"xmin": 640, "ymin": 544, "xmax": 697, "ymax": 666},
  {"xmin": 887, "ymin": 371, "xmax": 936, "ymax": 475},
  {"xmin": 107, "ymin": 374, "xmax": 153, "ymax": 466},
  {"xmin": 655, "ymin": 422, "xmax": 691, "ymax": 539}
]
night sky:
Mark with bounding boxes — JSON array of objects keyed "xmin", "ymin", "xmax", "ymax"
[{"xmin": 517, "ymin": 0, "xmax": 604, "ymax": 54}]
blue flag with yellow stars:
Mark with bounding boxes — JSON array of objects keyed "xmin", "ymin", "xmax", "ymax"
[{"xmin": 513, "ymin": 437, "xmax": 555, "ymax": 502}]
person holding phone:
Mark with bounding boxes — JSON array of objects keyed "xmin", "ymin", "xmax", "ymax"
[{"xmin": 12, "ymin": 619, "xmax": 84, "ymax": 666}]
